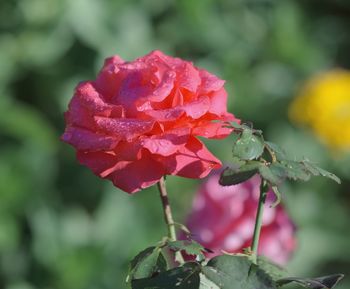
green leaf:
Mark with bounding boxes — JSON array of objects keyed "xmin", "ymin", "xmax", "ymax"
[
  {"xmin": 276, "ymin": 274, "xmax": 344, "ymax": 289},
  {"xmin": 258, "ymin": 165, "xmax": 284, "ymax": 185},
  {"xmin": 260, "ymin": 160, "xmax": 310, "ymax": 184},
  {"xmin": 232, "ymin": 129, "xmax": 265, "ymax": 160},
  {"xmin": 231, "ymin": 156, "xmax": 246, "ymax": 167},
  {"xmin": 257, "ymin": 256, "xmax": 288, "ymax": 281},
  {"xmin": 230, "ymin": 121, "xmax": 247, "ymax": 130},
  {"xmin": 131, "ymin": 262, "xmax": 200, "ymax": 289},
  {"xmin": 220, "ymin": 168, "xmax": 257, "ymax": 186},
  {"xmin": 219, "ymin": 162, "xmax": 261, "ymax": 186},
  {"xmin": 259, "ymin": 159, "xmax": 341, "ymax": 185},
  {"xmin": 167, "ymin": 240, "xmax": 206, "ymax": 261},
  {"xmin": 301, "ymin": 161, "xmax": 341, "ymax": 184},
  {"xmin": 231, "ymin": 132, "xmax": 241, "ymax": 144},
  {"xmin": 199, "ymin": 273, "xmax": 220, "ymax": 289},
  {"xmin": 271, "ymin": 161, "xmax": 311, "ymax": 182},
  {"xmin": 202, "ymin": 255, "xmax": 276, "ymax": 289},
  {"xmin": 265, "ymin": 141, "xmax": 288, "ymax": 160},
  {"xmin": 230, "ymin": 121, "xmax": 263, "ymax": 135},
  {"xmin": 127, "ymin": 247, "xmax": 167, "ymax": 285},
  {"xmin": 270, "ymin": 161, "xmax": 310, "ymax": 181}
]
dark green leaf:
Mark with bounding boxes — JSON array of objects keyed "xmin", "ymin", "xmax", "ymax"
[
  {"xmin": 276, "ymin": 274, "xmax": 344, "ymax": 289},
  {"xmin": 167, "ymin": 240, "xmax": 206, "ymax": 260},
  {"xmin": 220, "ymin": 168, "xmax": 257, "ymax": 186},
  {"xmin": 232, "ymin": 129, "xmax": 265, "ymax": 160},
  {"xmin": 132, "ymin": 262, "xmax": 200, "ymax": 289},
  {"xmin": 127, "ymin": 247, "xmax": 167, "ymax": 284},
  {"xmin": 257, "ymin": 256, "xmax": 288, "ymax": 281},
  {"xmin": 202, "ymin": 255, "xmax": 276, "ymax": 289},
  {"xmin": 302, "ymin": 161, "xmax": 341, "ymax": 184},
  {"xmin": 219, "ymin": 162, "xmax": 261, "ymax": 186}
]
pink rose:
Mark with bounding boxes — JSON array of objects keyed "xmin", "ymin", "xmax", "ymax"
[
  {"xmin": 62, "ymin": 50, "xmax": 238, "ymax": 193},
  {"xmin": 185, "ymin": 173, "xmax": 296, "ymax": 265}
]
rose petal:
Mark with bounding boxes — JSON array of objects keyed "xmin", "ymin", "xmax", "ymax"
[
  {"xmin": 75, "ymin": 82, "xmax": 124, "ymax": 117},
  {"xmin": 141, "ymin": 96, "xmax": 211, "ymax": 122},
  {"xmin": 161, "ymin": 136, "xmax": 222, "ymax": 178},
  {"xmin": 77, "ymin": 151, "xmax": 119, "ymax": 177},
  {"xmin": 135, "ymin": 70, "xmax": 176, "ymax": 111},
  {"xmin": 65, "ymin": 97, "xmax": 96, "ymax": 129},
  {"xmin": 144, "ymin": 50, "xmax": 181, "ymax": 69},
  {"xmin": 142, "ymin": 107, "xmax": 185, "ymax": 122},
  {"xmin": 182, "ymin": 96, "xmax": 211, "ymax": 119},
  {"xmin": 150, "ymin": 96, "xmax": 210, "ymax": 120},
  {"xmin": 171, "ymin": 89, "xmax": 184, "ymax": 106},
  {"xmin": 77, "ymin": 141, "xmax": 144, "ymax": 181},
  {"xmin": 113, "ymin": 140, "xmax": 143, "ymax": 161},
  {"xmin": 109, "ymin": 152, "xmax": 165, "ymax": 193},
  {"xmin": 104, "ymin": 55, "xmax": 125, "ymax": 67},
  {"xmin": 149, "ymin": 70, "xmax": 176, "ymax": 102},
  {"xmin": 95, "ymin": 56, "xmax": 125, "ymax": 98},
  {"xmin": 115, "ymin": 70, "xmax": 153, "ymax": 113},
  {"xmin": 141, "ymin": 128, "xmax": 190, "ymax": 156},
  {"xmin": 62, "ymin": 127, "xmax": 119, "ymax": 151},
  {"xmin": 198, "ymin": 69, "xmax": 225, "ymax": 94},
  {"xmin": 177, "ymin": 62, "xmax": 201, "ymax": 92},
  {"xmin": 208, "ymin": 88, "xmax": 230, "ymax": 116},
  {"xmin": 94, "ymin": 117, "xmax": 155, "ymax": 141},
  {"xmin": 192, "ymin": 122, "xmax": 233, "ymax": 139},
  {"xmin": 62, "ymin": 50, "xmax": 239, "ymax": 194}
]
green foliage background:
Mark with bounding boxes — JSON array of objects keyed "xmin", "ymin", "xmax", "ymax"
[{"xmin": 0, "ymin": 0, "xmax": 349, "ymax": 288}]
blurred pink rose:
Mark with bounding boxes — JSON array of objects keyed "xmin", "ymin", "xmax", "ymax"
[
  {"xmin": 62, "ymin": 50, "xmax": 239, "ymax": 193},
  {"xmin": 185, "ymin": 173, "xmax": 296, "ymax": 265}
]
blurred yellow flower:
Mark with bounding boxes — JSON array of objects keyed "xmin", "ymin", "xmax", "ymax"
[{"xmin": 289, "ymin": 69, "xmax": 350, "ymax": 151}]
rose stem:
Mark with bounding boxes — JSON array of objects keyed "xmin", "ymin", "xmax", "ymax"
[
  {"xmin": 250, "ymin": 179, "xmax": 268, "ymax": 264},
  {"xmin": 157, "ymin": 176, "xmax": 185, "ymax": 264}
]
